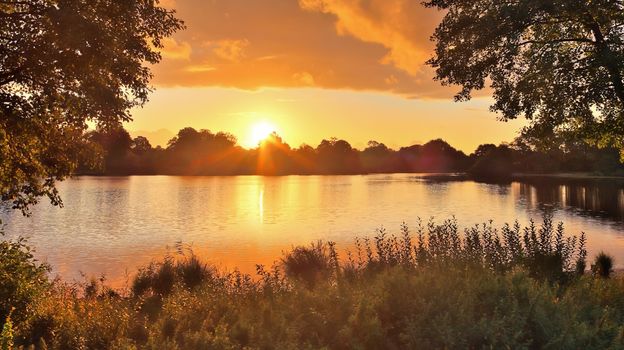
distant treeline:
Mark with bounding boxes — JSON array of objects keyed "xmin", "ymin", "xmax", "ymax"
[{"xmin": 77, "ymin": 127, "xmax": 624, "ymax": 179}]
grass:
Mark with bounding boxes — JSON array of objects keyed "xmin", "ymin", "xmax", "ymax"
[{"xmin": 2, "ymin": 216, "xmax": 623, "ymax": 349}]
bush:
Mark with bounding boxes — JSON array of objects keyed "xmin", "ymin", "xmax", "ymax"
[
  {"xmin": 178, "ymin": 255, "xmax": 213, "ymax": 290},
  {"xmin": 0, "ymin": 238, "xmax": 50, "ymax": 326},
  {"xmin": 592, "ymin": 252, "xmax": 614, "ymax": 278},
  {"xmin": 281, "ymin": 241, "xmax": 337, "ymax": 288},
  {"xmin": 132, "ymin": 254, "xmax": 213, "ymax": 298}
]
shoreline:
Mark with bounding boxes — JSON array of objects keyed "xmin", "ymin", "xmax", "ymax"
[
  {"xmin": 70, "ymin": 172, "xmax": 624, "ymax": 182},
  {"xmin": 512, "ymin": 173, "xmax": 624, "ymax": 181}
]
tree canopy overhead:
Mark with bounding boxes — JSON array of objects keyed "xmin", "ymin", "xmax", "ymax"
[
  {"xmin": 0, "ymin": 0, "xmax": 183, "ymax": 213},
  {"xmin": 425, "ymin": 0, "xmax": 624, "ymax": 155}
]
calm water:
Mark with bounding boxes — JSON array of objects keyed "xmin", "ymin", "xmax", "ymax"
[{"xmin": 2, "ymin": 175, "xmax": 624, "ymax": 284}]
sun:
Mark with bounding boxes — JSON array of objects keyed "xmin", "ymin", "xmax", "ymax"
[{"xmin": 248, "ymin": 121, "xmax": 277, "ymax": 147}]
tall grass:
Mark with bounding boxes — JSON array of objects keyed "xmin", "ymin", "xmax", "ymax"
[
  {"xmin": 344, "ymin": 216, "xmax": 586, "ymax": 283},
  {"xmin": 4, "ymin": 216, "xmax": 624, "ymax": 350}
]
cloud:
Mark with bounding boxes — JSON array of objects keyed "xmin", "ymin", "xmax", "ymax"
[
  {"xmin": 160, "ymin": 38, "xmax": 192, "ymax": 60},
  {"xmin": 158, "ymin": 0, "xmax": 177, "ymax": 10},
  {"xmin": 292, "ymin": 71, "xmax": 315, "ymax": 86},
  {"xmin": 299, "ymin": 0, "xmax": 436, "ymax": 75},
  {"xmin": 150, "ymin": 0, "xmax": 458, "ymax": 98},
  {"xmin": 256, "ymin": 55, "xmax": 279, "ymax": 61},
  {"xmin": 211, "ymin": 39, "xmax": 250, "ymax": 62},
  {"xmin": 184, "ymin": 64, "xmax": 216, "ymax": 73},
  {"xmin": 385, "ymin": 75, "xmax": 399, "ymax": 85}
]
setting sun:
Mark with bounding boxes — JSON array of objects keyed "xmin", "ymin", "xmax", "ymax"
[{"xmin": 248, "ymin": 121, "xmax": 277, "ymax": 148}]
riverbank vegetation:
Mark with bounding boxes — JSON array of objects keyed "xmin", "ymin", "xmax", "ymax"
[
  {"xmin": 2, "ymin": 217, "xmax": 623, "ymax": 349},
  {"xmin": 77, "ymin": 126, "xmax": 624, "ymax": 179}
]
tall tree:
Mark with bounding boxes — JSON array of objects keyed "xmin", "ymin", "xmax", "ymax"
[
  {"xmin": 0, "ymin": 0, "xmax": 183, "ymax": 213},
  {"xmin": 425, "ymin": 0, "xmax": 624, "ymax": 155}
]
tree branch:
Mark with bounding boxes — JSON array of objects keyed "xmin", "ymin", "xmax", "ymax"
[{"xmin": 516, "ymin": 38, "xmax": 595, "ymax": 47}]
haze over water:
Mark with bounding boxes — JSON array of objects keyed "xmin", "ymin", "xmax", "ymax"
[{"xmin": 3, "ymin": 175, "xmax": 624, "ymax": 285}]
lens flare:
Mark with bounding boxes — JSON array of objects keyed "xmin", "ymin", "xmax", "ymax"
[{"xmin": 248, "ymin": 121, "xmax": 276, "ymax": 147}]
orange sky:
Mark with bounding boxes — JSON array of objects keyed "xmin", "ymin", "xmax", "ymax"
[{"xmin": 128, "ymin": 0, "xmax": 525, "ymax": 153}]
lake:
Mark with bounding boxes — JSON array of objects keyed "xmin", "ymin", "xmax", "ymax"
[{"xmin": 2, "ymin": 175, "xmax": 624, "ymax": 285}]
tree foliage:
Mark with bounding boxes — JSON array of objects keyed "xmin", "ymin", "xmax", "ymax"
[
  {"xmin": 0, "ymin": 0, "xmax": 183, "ymax": 214},
  {"xmin": 426, "ymin": 0, "xmax": 624, "ymax": 155}
]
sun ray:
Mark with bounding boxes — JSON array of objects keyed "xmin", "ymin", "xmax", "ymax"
[{"xmin": 248, "ymin": 121, "xmax": 277, "ymax": 148}]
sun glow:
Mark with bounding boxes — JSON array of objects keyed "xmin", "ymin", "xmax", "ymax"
[{"xmin": 248, "ymin": 121, "xmax": 277, "ymax": 148}]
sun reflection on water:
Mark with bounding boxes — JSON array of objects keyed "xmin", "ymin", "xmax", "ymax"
[{"xmin": 259, "ymin": 188, "xmax": 264, "ymax": 223}]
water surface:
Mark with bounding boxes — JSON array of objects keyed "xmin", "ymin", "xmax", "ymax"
[{"xmin": 3, "ymin": 175, "xmax": 624, "ymax": 284}]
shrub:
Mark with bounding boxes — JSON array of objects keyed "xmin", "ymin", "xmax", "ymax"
[
  {"xmin": 177, "ymin": 255, "xmax": 213, "ymax": 290},
  {"xmin": 132, "ymin": 254, "xmax": 213, "ymax": 298},
  {"xmin": 592, "ymin": 252, "xmax": 614, "ymax": 278},
  {"xmin": 0, "ymin": 238, "xmax": 50, "ymax": 326},
  {"xmin": 281, "ymin": 241, "xmax": 336, "ymax": 288}
]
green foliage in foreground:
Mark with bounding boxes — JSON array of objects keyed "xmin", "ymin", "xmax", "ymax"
[
  {"xmin": 2, "ymin": 218, "xmax": 623, "ymax": 349},
  {"xmin": 0, "ymin": 238, "xmax": 50, "ymax": 327},
  {"xmin": 1, "ymin": 314, "xmax": 14, "ymax": 350}
]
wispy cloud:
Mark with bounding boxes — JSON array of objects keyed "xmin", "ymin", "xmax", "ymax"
[
  {"xmin": 211, "ymin": 39, "xmax": 251, "ymax": 62},
  {"xmin": 160, "ymin": 38, "xmax": 192, "ymax": 60},
  {"xmin": 184, "ymin": 64, "xmax": 217, "ymax": 73}
]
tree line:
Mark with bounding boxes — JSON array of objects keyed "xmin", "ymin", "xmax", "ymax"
[{"xmin": 78, "ymin": 126, "xmax": 624, "ymax": 179}]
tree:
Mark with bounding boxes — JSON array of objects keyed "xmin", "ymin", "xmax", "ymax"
[
  {"xmin": 292, "ymin": 144, "xmax": 317, "ymax": 174},
  {"xmin": 361, "ymin": 140, "xmax": 396, "ymax": 173},
  {"xmin": 87, "ymin": 127, "xmax": 134, "ymax": 175},
  {"xmin": 0, "ymin": 0, "xmax": 183, "ymax": 214},
  {"xmin": 165, "ymin": 128, "xmax": 241, "ymax": 175},
  {"xmin": 132, "ymin": 136, "xmax": 153, "ymax": 154},
  {"xmin": 316, "ymin": 138, "xmax": 361, "ymax": 174},
  {"xmin": 256, "ymin": 132, "xmax": 293, "ymax": 175},
  {"xmin": 426, "ymin": 0, "xmax": 624, "ymax": 155},
  {"xmin": 469, "ymin": 144, "xmax": 514, "ymax": 181}
]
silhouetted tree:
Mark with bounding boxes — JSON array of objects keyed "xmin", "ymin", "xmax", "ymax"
[
  {"xmin": 257, "ymin": 132, "xmax": 293, "ymax": 175},
  {"xmin": 469, "ymin": 144, "xmax": 514, "ymax": 181},
  {"xmin": 512, "ymin": 131, "xmax": 624, "ymax": 174},
  {"xmin": 76, "ymin": 126, "xmax": 624, "ymax": 177},
  {"xmin": 292, "ymin": 144, "xmax": 317, "ymax": 174},
  {"xmin": 0, "ymin": 0, "xmax": 183, "ymax": 213},
  {"xmin": 130, "ymin": 136, "xmax": 157, "ymax": 174},
  {"xmin": 426, "ymin": 0, "xmax": 624, "ymax": 157},
  {"xmin": 361, "ymin": 141, "xmax": 397, "ymax": 173},
  {"xmin": 399, "ymin": 139, "xmax": 468, "ymax": 172},
  {"xmin": 86, "ymin": 127, "xmax": 134, "ymax": 175},
  {"xmin": 132, "ymin": 136, "xmax": 153, "ymax": 154},
  {"xmin": 316, "ymin": 138, "xmax": 361, "ymax": 174},
  {"xmin": 165, "ymin": 128, "xmax": 242, "ymax": 175}
]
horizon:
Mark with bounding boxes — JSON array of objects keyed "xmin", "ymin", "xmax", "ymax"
[{"xmin": 126, "ymin": 122, "xmax": 520, "ymax": 155}]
